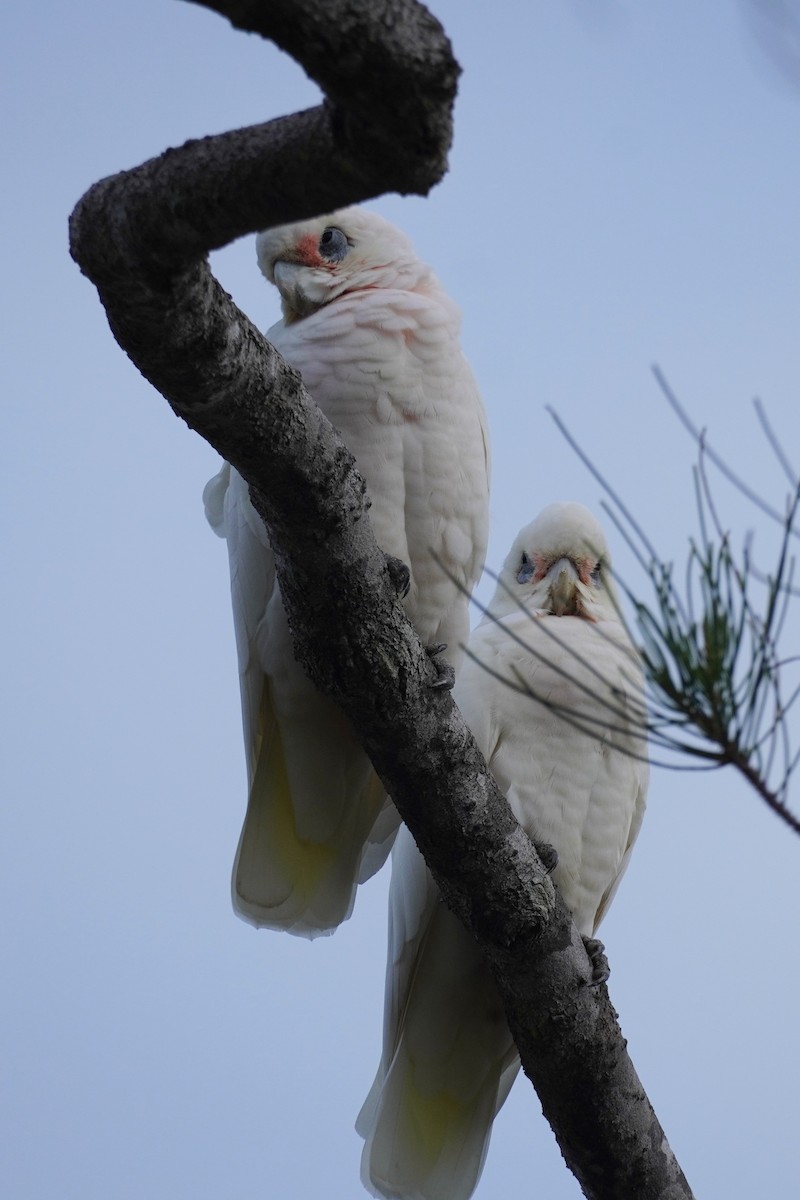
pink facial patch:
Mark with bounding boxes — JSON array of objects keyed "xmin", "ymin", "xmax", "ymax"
[
  {"xmin": 576, "ymin": 557, "xmax": 596, "ymax": 585},
  {"xmin": 295, "ymin": 232, "xmax": 325, "ymax": 267},
  {"xmin": 532, "ymin": 553, "xmax": 550, "ymax": 583}
]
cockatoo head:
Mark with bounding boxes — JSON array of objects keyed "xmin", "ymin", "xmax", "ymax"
[
  {"xmin": 489, "ymin": 502, "xmax": 621, "ymax": 623},
  {"xmin": 256, "ymin": 207, "xmax": 431, "ymax": 322}
]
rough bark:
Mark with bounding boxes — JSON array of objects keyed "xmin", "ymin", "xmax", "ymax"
[{"xmin": 69, "ymin": 2, "xmax": 693, "ymax": 1197}]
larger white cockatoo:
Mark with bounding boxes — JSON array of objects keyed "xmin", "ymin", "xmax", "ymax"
[
  {"xmin": 204, "ymin": 208, "xmax": 490, "ymax": 938},
  {"xmin": 357, "ymin": 501, "xmax": 648, "ymax": 1200}
]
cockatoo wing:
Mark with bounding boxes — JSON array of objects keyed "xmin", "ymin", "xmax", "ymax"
[
  {"xmin": 357, "ymin": 679, "xmax": 516, "ymax": 1200},
  {"xmin": 357, "ymin": 825, "xmax": 518, "ymax": 1200},
  {"xmin": 593, "ymin": 744, "xmax": 648, "ymax": 930},
  {"xmin": 206, "ymin": 464, "xmax": 389, "ymax": 936},
  {"xmin": 203, "ymin": 463, "xmax": 274, "ymax": 774}
]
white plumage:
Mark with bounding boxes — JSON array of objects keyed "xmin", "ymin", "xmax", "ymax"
[
  {"xmin": 204, "ymin": 208, "xmax": 490, "ymax": 937},
  {"xmin": 357, "ymin": 502, "xmax": 648, "ymax": 1200}
]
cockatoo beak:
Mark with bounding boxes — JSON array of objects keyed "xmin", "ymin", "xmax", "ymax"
[
  {"xmin": 545, "ymin": 556, "xmax": 581, "ymax": 616},
  {"xmin": 273, "ymin": 260, "xmax": 319, "ymax": 321}
]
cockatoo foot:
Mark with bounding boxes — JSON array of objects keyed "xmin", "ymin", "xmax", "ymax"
[
  {"xmin": 425, "ymin": 643, "xmax": 456, "ymax": 690},
  {"xmin": 533, "ymin": 840, "xmax": 559, "ymax": 873},
  {"xmin": 582, "ymin": 936, "xmax": 610, "ymax": 986},
  {"xmin": 385, "ymin": 554, "xmax": 411, "ymax": 599}
]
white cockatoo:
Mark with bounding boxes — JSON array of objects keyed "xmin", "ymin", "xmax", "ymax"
[
  {"xmin": 204, "ymin": 207, "xmax": 490, "ymax": 938},
  {"xmin": 357, "ymin": 501, "xmax": 648, "ymax": 1200}
]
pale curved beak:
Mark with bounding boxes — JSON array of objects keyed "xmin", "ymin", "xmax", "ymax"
[
  {"xmin": 545, "ymin": 556, "xmax": 580, "ymax": 616},
  {"xmin": 272, "ymin": 260, "xmax": 317, "ymax": 319}
]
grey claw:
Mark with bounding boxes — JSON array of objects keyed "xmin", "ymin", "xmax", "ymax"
[
  {"xmin": 426, "ymin": 643, "xmax": 455, "ymax": 691},
  {"xmin": 534, "ymin": 841, "xmax": 558, "ymax": 874},
  {"xmin": 385, "ymin": 554, "xmax": 411, "ymax": 599},
  {"xmin": 582, "ymin": 936, "xmax": 610, "ymax": 986}
]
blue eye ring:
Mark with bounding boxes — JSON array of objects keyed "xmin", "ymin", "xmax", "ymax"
[
  {"xmin": 517, "ymin": 552, "xmax": 534, "ymax": 585},
  {"xmin": 319, "ymin": 226, "xmax": 350, "ymax": 263}
]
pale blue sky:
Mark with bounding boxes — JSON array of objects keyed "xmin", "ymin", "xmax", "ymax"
[{"xmin": 4, "ymin": 2, "xmax": 800, "ymax": 1197}]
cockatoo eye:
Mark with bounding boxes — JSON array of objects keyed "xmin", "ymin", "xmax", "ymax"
[
  {"xmin": 590, "ymin": 562, "xmax": 603, "ymax": 586},
  {"xmin": 318, "ymin": 227, "xmax": 350, "ymax": 262},
  {"xmin": 516, "ymin": 551, "xmax": 534, "ymax": 585}
]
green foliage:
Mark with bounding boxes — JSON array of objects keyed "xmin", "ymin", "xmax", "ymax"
[{"xmin": 549, "ymin": 374, "xmax": 800, "ymax": 834}]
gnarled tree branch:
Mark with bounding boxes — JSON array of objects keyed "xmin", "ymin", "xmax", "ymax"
[{"xmin": 69, "ymin": 2, "xmax": 692, "ymax": 1196}]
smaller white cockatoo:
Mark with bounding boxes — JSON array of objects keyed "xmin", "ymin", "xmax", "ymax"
[
  {"xmin": 357, "ymin": 502, "xmax": 648, "ymax": 1200},
  {"xmin": 204, "ymin": 207, "xmax": 489, "ymax": 938}
]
